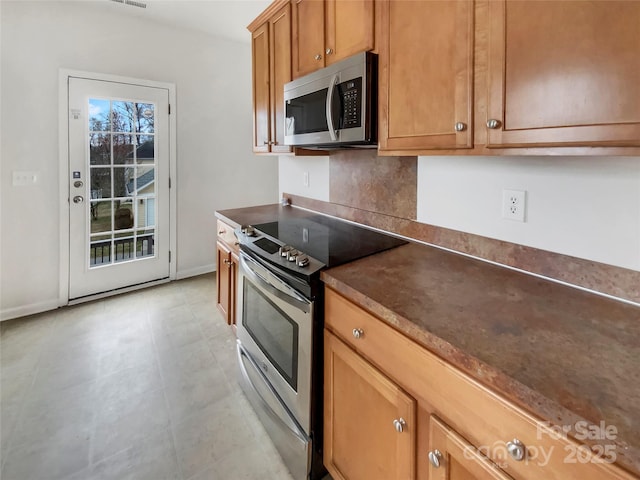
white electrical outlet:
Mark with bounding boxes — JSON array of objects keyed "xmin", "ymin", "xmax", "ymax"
[
  {"xmin": 303, "ymin": 171, "xmax": 309, "ymax": 187},
  {"xmin": 502, "ymin": 189, "xmax": 526, "ymax": 222}
]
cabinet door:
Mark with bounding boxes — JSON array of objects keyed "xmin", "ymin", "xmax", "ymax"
[
  {"xmin": 324, "ymin": 0, "xmax": 374, "ymax": 66},
  {"xmin": 269, "ymin": 4, "xmax": 293, "ymax": 153},
  {"xmin": 378, "ymin": 0, "xmax": 474, "ymax": 152},
  {"xmin": 429, "ymin": 416, "xmax": 514, "ymax": 480},
  {"xmin": 252, "ymin": 23, "xmax": 271, "ymax": 153},
  {"xmin": 486, "ymin": 0, "xmax": 640, "ymax": 148},
  {"xmin": 324, "ymin": 330, "xmax": 416, "ymax": 480},
  {"xmin": 216, "ymin": 241, "xmax": 232, "ymax": 324},
  {"xmin": 291, "ymin": 0, "xmax": 326, "ymax": 78}
]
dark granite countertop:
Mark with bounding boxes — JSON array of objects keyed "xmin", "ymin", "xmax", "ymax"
[
  {"xmin": 216, "ymin": 204, "xmax": 640, "ymax": 476},
  {"xmin": 321, "ymin": 242, "xmax": 640, "ymax": 477}
]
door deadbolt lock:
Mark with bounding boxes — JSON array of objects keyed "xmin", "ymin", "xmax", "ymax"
[
  {"xmin": 74, "ymin": 180, "xmax": 83, "ymax": 188},
  {"xmin": 73, "ymin": 196, "xmax": 84, "ymax": 204}
]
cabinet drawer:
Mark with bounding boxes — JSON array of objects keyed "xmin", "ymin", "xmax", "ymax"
[
  {"xmin": 324, "ymin": 288, "xmax": 635, "ymax": 480},
  {"xmin": 217, "ymin": 219, "xmax": 239, "ymax": 254}
]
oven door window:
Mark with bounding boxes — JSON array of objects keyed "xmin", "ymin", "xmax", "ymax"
[{"xmin": 242, "ymin": 280, "xmax": 299, "ymax": 391}]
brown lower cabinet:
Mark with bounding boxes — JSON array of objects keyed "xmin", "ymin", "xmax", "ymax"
[
  {"xmin": 324, "ymin": 330, "xmax": 416, "ymax": 480},
  {"xmin": 323, "ymin": 287, "xmax": 636, "ymax": 480},
  {"xmin": 216, "ymin": 219, "xmax": 239, "ymax": 326}
]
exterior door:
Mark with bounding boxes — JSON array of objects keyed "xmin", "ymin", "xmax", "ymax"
[{"xmin": 68, "ymin": 77, "xmax": 170, "ymax": 300}]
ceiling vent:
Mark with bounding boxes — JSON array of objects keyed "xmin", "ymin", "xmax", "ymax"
[{"xmin": 110, "ymin": 0, "xmax": 147, "ymax": 9}]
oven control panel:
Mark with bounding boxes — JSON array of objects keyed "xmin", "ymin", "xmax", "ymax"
[{"xmin": 235, "ymin": 226, "xmax": 325, "ymax": 278}]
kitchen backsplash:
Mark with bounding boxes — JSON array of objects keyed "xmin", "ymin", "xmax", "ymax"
[{"xmin": 281, "ymin": 151, "xmax": 640, "ymax": 305}]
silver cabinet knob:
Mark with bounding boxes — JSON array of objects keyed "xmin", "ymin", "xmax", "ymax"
[
  {"xmin": 454, "ymin": 122, "xmax": 467, "ymax": 132},
  {"xmin": 326, "ymin": 48, "xmax": 333, "ymax": 55},
  {"xmin": 223, "ymin": 259, "xmax": 232, "ymax": 266},
  {"xmin": 486, "ymin": 119, "xmax": 502, "ymax": 129},
  {"xmin": 314, "ymin": 54, "xmax": 322, "ymax": 60},
  {"xmin": 352, "ymin": 328, "xmax": 364, "ymax": 339},
  {"xmin": 428, "ymin": 449, "xmax": 443, "ymax": 468},
  {"xmin": 506, "ymin": 439, "xmax": 526, "ymax": 461},
  {"xmin": 393, "ymin": 418, "xmax": 406, "ymax": 433},
  {"xmin": 73, "ymin": 180, "xmax": 83, "ymax": 188},
  {"xmin": 218, "ymin": 229, "xmax": 225, "ymax": 235},
  {"xmin": 73, "ymin": 195, "xmax": 84, "ymax": 204}
]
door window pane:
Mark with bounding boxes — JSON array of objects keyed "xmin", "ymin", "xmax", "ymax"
[
  {"xmin": 114, "ymin": 201, "xmax": 134, "ymax": 231},
  {"xmin": 136, "ymin": 229, "xmax": 154, "ymax": 258},
  {"xmin": 89, "ymin": 98, "xmax": 110, "ymax": 132},
  {"xmin": 113, "ymin": 134, "xmax": 135, "ymax": 164},
  {"xmin": 91, "ymin": 201, "xmax": 112, "ymax": 233},
  {"xmin": 134, "ymin": 166, "xmax": 154, "ymax": 194},
  {"xmin": 112, "ymin": 167, "xmax": 132, "ymax": 198},
  {"xmin": 90, "ymin": 168, "xmax": 111, "ymax": 199},
  {"xmin": 112, "ymin": 101, "xmax": 134, "ymax": 132},
  {"xmin": 136, "ymin": 135, "xmax": 154, "ymax": 164},
  {"xmin": 136, "ymin": 103, "xmax": 154, "ymax": 133},
  {"xmin": 89, "ymin": 133, "xmax": 110, "ymax": 165},
  {"xmin": 113, "ymin": 234, "xmax": 135, "ymax": 263}
]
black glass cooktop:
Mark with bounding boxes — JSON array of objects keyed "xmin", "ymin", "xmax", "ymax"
[{"xmin": 252, "ymin": 214, "xmax": 407, "ymax": 268}]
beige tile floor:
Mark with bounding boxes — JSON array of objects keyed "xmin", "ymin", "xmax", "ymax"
[{"xmin": 0, "ymin": 274, "xmax": 296, "ymax": 480}]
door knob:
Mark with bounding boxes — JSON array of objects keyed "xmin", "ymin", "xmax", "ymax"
[{"xmin": 73, "ymin": 196, "xmax": 84, "ymax": 204}]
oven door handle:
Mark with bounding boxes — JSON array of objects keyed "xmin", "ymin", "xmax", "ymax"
[
  {"xmin": 240, "ymin": 253, "xmax": 311, "ymax": 314},
  {"xmin": 325, "ymin": 73, "xmax": 339, "ymax": 141},
  {"xmin": 237, "ymin": 343, "xmax": 310, "ymax": 445}
]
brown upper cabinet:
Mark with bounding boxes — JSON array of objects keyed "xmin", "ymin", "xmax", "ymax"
[
  {"xmin": 378, "ymin": 0, "xmax": 474, "ymax": 152},
  {"xmin": 291, "ymin": 0, "xmax": 375, "ymax": 79},
  {"xmin": 485, "ymin": 0, "xmax": 640, "ymax": 148},
  {"xmin": 249, "ymin": 2, "xmax": 293, "ymax": 154},
  {"xmin": 250, "ymin": 0, "xmax": 640, "ymax": 155}
]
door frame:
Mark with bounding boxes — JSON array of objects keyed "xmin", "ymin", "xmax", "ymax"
[{"xmin": 58, "ymin": 69, "xmax": 177, "ymax": 306}]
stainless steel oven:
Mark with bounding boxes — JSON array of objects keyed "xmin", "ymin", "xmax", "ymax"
[
  {"xmin": 233, "ymin": 210, "xmax": 407, "ymax": 480},
  {"xmin": 236, "ymin": 250, "xmax": 315, "ymax": 480}
]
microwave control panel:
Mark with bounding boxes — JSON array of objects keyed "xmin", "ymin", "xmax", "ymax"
[{"xmin": 339, "ymin": 77, "xmax": 362, "ymax": 129}]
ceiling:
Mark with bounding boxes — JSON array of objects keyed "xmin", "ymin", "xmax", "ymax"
[{"xmin": 98, "ymin": 0, "xmax": 273, "ymax": 43}]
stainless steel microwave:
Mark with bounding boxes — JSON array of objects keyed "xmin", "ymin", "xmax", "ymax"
[{"xmin": 284, "ymin": 52, "xmax": 377, "ymax": 149}]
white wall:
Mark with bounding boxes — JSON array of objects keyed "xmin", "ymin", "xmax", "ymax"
[
  {"xmin": 1, "ymin": 1, "xmax": 279, "ymax": 319},
  {"xmin": 279, "ymin": 155, "xmax": 330, "ymax": 201},
  {"xmin": 278, "ymin": 155, "xmax": 640, "ymax": 271}
]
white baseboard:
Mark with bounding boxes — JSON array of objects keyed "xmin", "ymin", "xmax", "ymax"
[
  {"xmin": 176, "ymin": 263, "xmax": 216, "ymax": 280},
  {"xmin": 1, "ymin": 299, "xmax": 61, "ymax": 322}
]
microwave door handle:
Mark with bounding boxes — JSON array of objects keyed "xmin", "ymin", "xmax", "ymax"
[{"xmin": 325, "ymin": 73, "xmax": 339, "ymax": 141}]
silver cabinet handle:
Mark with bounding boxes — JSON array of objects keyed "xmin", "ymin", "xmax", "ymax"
[
  {"xmin": 486, "ymin": 119, "xmax": 501, "ymax": 129},
  {"xmin": 506, "ymin": 439, "xmax": 526, "ymax": 461},
  {"xmin": 393, "ymin": 418, "xmax": 406, "ymax": 433},
  {"xmin": 218, "ymin": 230, "xmax": 225, "ymax": 235},
  {"xmin": 352, "ymin": 328, "xmax": 364, "ymax": 339},
  {"xmin": 428, "ymin": 449, "xmax": 443, "ymax": 468},
  {"xmin": 314, "ymin": 54, "xmax": 322, "ymax": 60},
  {"xmin": 325, "ymin": 48, "xmax": 333, "ymax": 55},
  {"xmin": 454, "ymin": 122, "xmax": 467, "ymax": 132},
  {"xmin": 73, "ymin": 196, "xmax": 84, "ymax": 204}
]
